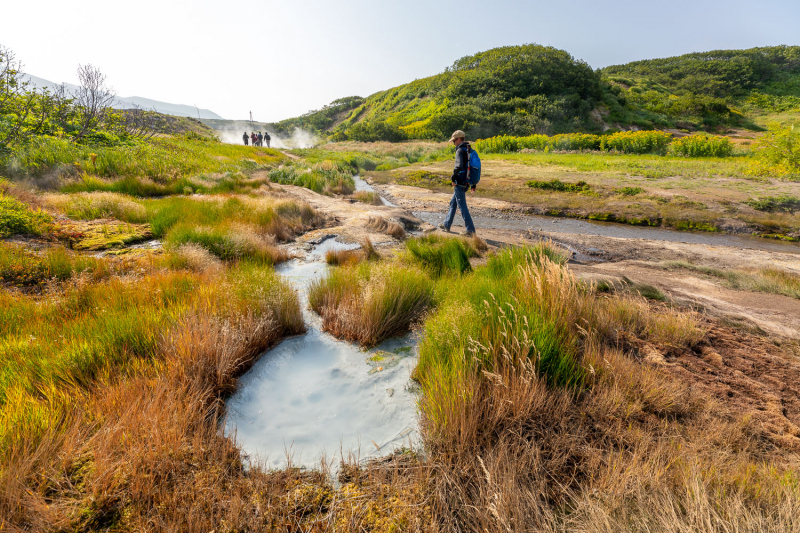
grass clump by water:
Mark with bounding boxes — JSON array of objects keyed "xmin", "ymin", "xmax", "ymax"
[
  {"xmin": 309, "ymin": 261, "xmax": 434, "ymax": 347},
  {"xmin": 352, "ymin": 190, "xmax": 383, "ymax": 205},
  {"xmin": 404, "ymin": 234, "xmax": 479, "ymax": 277},
  {"xmin": 367, "ymin": 215, "xmax": 406, "ymax": 239},
  {"xmin": 325, "ymin": 248, "xmax": 362, "ymax": 266}
]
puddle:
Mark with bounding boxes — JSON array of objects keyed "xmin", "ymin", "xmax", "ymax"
[
  {"xmin": 413, "ymin": 211, "xmax": 800, "ymax": 255},
  {"xmin": 225, "ymin": 239, "xmax": 419, "ymax": 470},
  {"xmin": 354, "ymin": 175, "xmax": 397, "ymax": 207}
]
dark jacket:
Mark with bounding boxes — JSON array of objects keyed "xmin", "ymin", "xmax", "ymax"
[{"xmin": 451, "ymin": 142, "xmax": 471, "ymax": 186}]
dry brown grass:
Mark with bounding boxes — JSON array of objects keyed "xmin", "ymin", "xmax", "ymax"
[
  {"xmin": 352, "ymin": 191, "xmax": 384, "ymax": 205},
  {"xmin": 173, "ymin": 242, "xmax": 224, "ymax": 273},
  {"xmin": 367, "ymin": 215, "xmax": 406, "ymax": 239},
  {"xmin": 325, "ymin": 248, "xmax": 362, "ymax": 266}
]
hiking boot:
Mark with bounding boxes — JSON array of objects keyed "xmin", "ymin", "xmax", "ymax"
[
  {"xmin": 438, "ymin": 224, "xmax": 451, "ymax": 233},
  {"xmin": 464, "ymin": 231, "xmax": 476, "ymax": 237}
]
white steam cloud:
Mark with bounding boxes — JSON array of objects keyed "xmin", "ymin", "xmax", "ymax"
[{"xmin": 215, "ymin": 127, "xmax": 318, "ymax": 149}]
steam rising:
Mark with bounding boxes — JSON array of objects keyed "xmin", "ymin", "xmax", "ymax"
[{"xmin": 215, "ymin": 127, "xmax": 318, "ymax": 149}]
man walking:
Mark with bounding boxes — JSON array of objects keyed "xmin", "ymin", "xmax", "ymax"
[
  {"xmin": 264, "ymin": 131, "xmax": 271, "ymax": 148},
  {"xmin": 242, "ymin": 132, "xmax": 249, "ymax": 146},
  {"xmin": 440, "ymin": 130, "xmax": 476, "ymax": 236}
]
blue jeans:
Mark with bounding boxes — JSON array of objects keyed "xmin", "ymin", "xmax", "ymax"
[{"xmin": 443, "ymin": 184, "xmax": 475, "ymax": 233}]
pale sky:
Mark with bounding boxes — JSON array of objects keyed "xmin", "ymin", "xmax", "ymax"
[{"xmin": 3, "ymin": 0, "xmax": 798, "ymax": 122}]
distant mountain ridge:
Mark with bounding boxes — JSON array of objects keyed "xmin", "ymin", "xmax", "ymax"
[{"xmin": 24, "ymin": 74, "xmax": 224, "ymax": 120}]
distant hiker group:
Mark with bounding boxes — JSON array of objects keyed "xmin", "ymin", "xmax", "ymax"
[{"xmin": 243, "ymin": 131, "xmax": 271, "ymax": 148}]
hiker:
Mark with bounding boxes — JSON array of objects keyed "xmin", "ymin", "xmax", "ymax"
[
  {"xmin": 242, "ymin": 132, "xmax": 249, "ymax": 146},
  {"xmin": 264, "ymin": 131, "xmax": 271, "ymax": 148},
  {"xmin": 251, "ymin": 132, "xmax": 257, "ymax": 146},
  {"xmin": 440, "ymin": 130, "xmax": 477, "ymax": 236},
  {"xmin": 257, "ymin": 131, "xmax": 263, "ymax": 146}
]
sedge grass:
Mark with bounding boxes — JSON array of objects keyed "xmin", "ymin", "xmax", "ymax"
[
  {"xmin": 404, "ymin": 234, "xmax": 479, "ymax": 277},
  {"xmin": 308, "ymin": 261, "xmax": 434, "ymax": 347},
  {"xmin": 0, "ymin": 242, "xmax": 109, "ymax": 286}
]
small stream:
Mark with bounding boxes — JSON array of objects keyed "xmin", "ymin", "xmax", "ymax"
[
  {"xmin": 224, "ymin": 239, "xmax": 419, "ymax": 470},
  {"xmin": 410, "ymin": 211, "xmax": 800, "ymax": 255}
]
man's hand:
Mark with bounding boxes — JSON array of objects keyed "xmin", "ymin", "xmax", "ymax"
[{"xmin": 470, "ymin": 186, "xmax": 476, "ymax": 193}]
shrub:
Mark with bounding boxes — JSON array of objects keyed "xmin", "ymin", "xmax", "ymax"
[
  {"xmin": 746, "ymin": 195, "xmax": 800, "ymax": 213},
  {"xmin": 617, "ymin": 186, "xmax": 644, "ymax": 196},
  {"xmin": 749, "ymin": 124, "xmax": 800, "ymax": 179},
  {"xmin": 0, "ymin": 194, "xmax": 52, "ymax": 237},
  {"xmin": 526, "ymin": 179, "xmax": 591, "ymax": 193},
  {"xmin": 600, "ymin": 130, "xmax": 672, "ymax": 154},
  {"xmin": 670, "ymin": 134, "xmax": 733, "ymax": 157},
  {"xmin": 474, "ymin": 133, "xmax": 601, "ymax": 154},
  {"xmin": 405, "ymin": 235, "xmax": 478, "ymax": 277}
]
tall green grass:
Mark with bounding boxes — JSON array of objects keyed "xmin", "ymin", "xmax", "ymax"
[
  {"xmin": 404, "ymin": 234, "xmax": 479, "ymax": 278},
  {"xmin": 267, "ymin": 160, "xmax": 355, "ymax": 194},
  {"xmin": 4, "ymin": 136, "xmax": 283, "ymax": 181}
]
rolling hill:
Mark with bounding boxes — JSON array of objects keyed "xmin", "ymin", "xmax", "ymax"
[{"xmin": 273, "ymin": 44, "xmax": 800, "ymax": 141}]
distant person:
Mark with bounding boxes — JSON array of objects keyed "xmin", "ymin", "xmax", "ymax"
[
  {"xmin": 264, "ymin": 131, "xmax": 271, "ymax": 148},
  {"xmin": 439, "ymin": 130, "xmax": 477, "ymax": 236},
  {"xmin": 257, "ymin": 132, "xmax": 263, "ymax": 146},
  {"xmin": 251, "ymin": 132, "xmax": 257, "ymax": 146},
  {"xmin": 242, "ymin": 132, "xmax": 249, "ymax": 146}
]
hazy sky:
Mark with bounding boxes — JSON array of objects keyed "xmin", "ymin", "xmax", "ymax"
[{"xmin": 3, "ymin": 0, "xmax": 798, "ymax": 122}]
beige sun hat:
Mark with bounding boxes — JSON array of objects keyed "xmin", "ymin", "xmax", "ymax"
[{"xmin": 448, "ymin": 130, "xmax": 466, "ymax": 142}]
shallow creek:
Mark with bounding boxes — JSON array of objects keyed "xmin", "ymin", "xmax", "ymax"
[
  {"xmin": 224, "ymin": 239, "xmax": 419, "ymax": 469},
  {"xmin": 411, "ymin": 211, "xmax": 800, "ymax": 255}
]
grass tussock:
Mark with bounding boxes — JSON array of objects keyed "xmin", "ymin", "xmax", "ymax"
[
  {"xmin": 325, "ymin": 248, "xmax": 362, "ymax": 266},
  {"xmin": 352, "ymin": 190, "xmax": 383, "ymax": 205},
  {"xmin": 308, "ymin": 261, "xmax": 433, "ymax": 347},
  {"xmin": 666, "ymin": 260, "xmax": 800, "ymax": 299},
  {"xmin": 404, "ymin": 234, "xmax": 479, "ymax": 277},
  {"xmin": 367, "ymin": 215, "xmax": 406, "ymax": 239}
]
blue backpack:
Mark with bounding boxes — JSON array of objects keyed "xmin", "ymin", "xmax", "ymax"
[{"xmin": 466, "ymin": 146, "xmax": 481, "ymax": 186}]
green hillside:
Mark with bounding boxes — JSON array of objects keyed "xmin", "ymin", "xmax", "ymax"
[
  {"xmin": 275, "ymin": 44, "xmax": 800, "ymax": 142},
  {"xmin": 275, "ymin": 44, "xmax": 604, "ymax": 141},
  {"xmin": 602, "ymin": 45, "xmax": 800, "ymax": 129}
]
